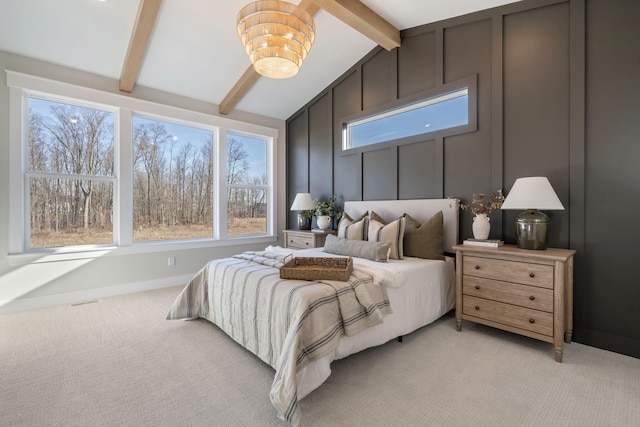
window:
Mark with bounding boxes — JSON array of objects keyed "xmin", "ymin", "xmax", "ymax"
[
  {"xmin": 343, "ymin": 87, "xmax": 471, "ymax": 150},
  {"xmin": 27, "ymin": 97, "xmax": 116, "ymax": 248},
  {"xmin": 8, "ymin": 71, "xmax": 277, "ymax": 255},
  {"xmin": 132, "ymin": 116, "xmax": 214, "ymax": 243},
  {"xmin": 226, "ymin": 133, "xmax": 268, "ymax": 237}
]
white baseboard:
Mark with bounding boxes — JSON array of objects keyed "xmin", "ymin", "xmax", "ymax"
[{"xmin": 0, "ymin": 274, "xmax": 192, "ymax": 315}]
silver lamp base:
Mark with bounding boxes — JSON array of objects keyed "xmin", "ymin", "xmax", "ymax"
[{"xmin": 515, "ymin": 209, "xmax": 550, "ymax": 250}]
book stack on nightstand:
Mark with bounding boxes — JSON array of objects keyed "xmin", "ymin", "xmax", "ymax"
[{"xmin": 463, "ymin": 238, "xmax": 504, "ymax": 247}]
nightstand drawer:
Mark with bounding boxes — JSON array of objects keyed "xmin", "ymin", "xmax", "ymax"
[
  {"xmin": 463, "ymin": 295, "xmax": 553, "ymax": 337},
  {"xmin": 463, "ymin": 276, "xmax": 553, "ymax": 312},
  {"xmin": 463, "ymin": 256, "xmax": 554, "ymax": 289},
  {"xmin": 287, "ymin": 234, "xmax": 314, "ymax": 249}
]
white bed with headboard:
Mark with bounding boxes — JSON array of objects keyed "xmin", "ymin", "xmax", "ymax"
[
  {"xmin": 343, "ymin": 198, "xmax": 459, "ymax": 252},
  {"xmin": 167, "ymin": 198, "xmax": 458, "ymax": 426},
  {"xmin": 292, "ymin": 199, "xmax": 458, "ymax": 399}
]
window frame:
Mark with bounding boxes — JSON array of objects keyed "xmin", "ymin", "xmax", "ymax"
[
  {"xmin": 339, "ymin": 75, "xmax": 478, "ymax": 156},
  {"xmin": 7, "ymin": 71, "xmax": 278, "ymax": 259},
  {"xmin": 24, "ymin": 94, "xmax": 119, "ymax": 250},
  {"xmin": 223, "ymin": 130, "xmax": 273, "ymax": 240}
]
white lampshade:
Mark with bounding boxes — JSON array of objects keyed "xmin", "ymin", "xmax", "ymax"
[
  {"xmin": 501, "ymin": 177, "xmax": 564, "ymax": 211},
  {"xmin": 290, "ymin": 192, "xmax": 314, "ymax": 211}
]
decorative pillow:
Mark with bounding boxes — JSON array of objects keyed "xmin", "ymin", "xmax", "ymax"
[
  {"xmin": 337, "ymin": 212, "xmax": 368, "ymax": 240},
  {"xmin": 368, "ymin": 211, "xmax": 406, "ymax": 260},
  {"xmin": 403, "ymin": 211, "xmax": 445, "ymax": 260},
  {"xmin": 323, "ymin": 234, "xmax": 390, "ymax": 262}
]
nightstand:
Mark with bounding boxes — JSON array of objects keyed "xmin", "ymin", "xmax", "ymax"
[
  {"xmin": 453, "ymin": 244, "xmax": 576, "ymax": 362},
  {"xmin": 283, "ymin": 229, "xmax": 336, "ymax": 249}
]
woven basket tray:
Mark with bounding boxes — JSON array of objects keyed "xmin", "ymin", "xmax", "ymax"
[{"xmin": 280, "ymin": 257, "xmax": 353, "ymax": 281}]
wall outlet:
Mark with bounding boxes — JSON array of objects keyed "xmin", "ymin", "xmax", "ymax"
[{"xmin": 167, "ymin": 256, "xmax": 176, "ymax": 266}]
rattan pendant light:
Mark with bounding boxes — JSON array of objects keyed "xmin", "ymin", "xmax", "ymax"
[{"xmin": 237, "ymin": 1, "xmax": 316, "ymax": 79}]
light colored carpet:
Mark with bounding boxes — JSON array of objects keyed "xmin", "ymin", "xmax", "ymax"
[{"xmin": 1, "ymin": 286, "xmax": 639, "ymax": 427}]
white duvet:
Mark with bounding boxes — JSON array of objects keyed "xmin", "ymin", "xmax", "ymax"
[{"xmin": 266, "ymin": 246, "xmax": 456, "ymax": 400}]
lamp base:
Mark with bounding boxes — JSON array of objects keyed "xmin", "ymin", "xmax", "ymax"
[
  {"xmin": 515, "ymin": 209, "xmax": 550, "ymax": 250},
  {"xmin": 296, "ymin": 213, "xmax": 311, "ymax": 230}
]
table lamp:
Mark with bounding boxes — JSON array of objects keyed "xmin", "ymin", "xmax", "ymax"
[
  {"xmin": 500, "ymin": 177, "xmax": 564, "ymax": 250},
  {"xmin": 290, "ymin": 193, "xmax": 314, "ymax": 230}
]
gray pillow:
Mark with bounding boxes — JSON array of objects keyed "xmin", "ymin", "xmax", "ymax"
[
  {"xmin": 403, "ymin": 211, "xmax": 444, "ymax": 260},
  {"xmin": 323, "ymin": 234, "xmax": 391, "ymax": 262}
]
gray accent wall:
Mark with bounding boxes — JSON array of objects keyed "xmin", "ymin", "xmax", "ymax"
[{"xmin": 286, "ymin": 0, "xmax": 640, "ymax": 359}]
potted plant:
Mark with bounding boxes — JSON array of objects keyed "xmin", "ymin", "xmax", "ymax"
[{"xmin": 313, "ymin": 194, "xmax": 342, "ymax": 230}]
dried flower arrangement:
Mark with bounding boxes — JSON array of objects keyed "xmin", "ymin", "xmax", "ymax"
[{"xmin": 457, "ymin": 190, "xmax": 505, "ymax": 215}]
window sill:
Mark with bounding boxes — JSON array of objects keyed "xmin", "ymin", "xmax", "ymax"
[{"xmin": 7, "ymin": 235, "xmax": 278, "ymax": 266}]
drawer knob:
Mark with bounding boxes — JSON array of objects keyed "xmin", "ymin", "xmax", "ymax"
[
  {"xmin": 475, "ymin": 306, "xmax": 480, "ymax": 311},
  {"xmin": 305, "ymin": 242, "xmax": 309, "ymax": 245},
  {"xmin": 475, "ymin": 285, "xmax": 480, "ymax": 290},
  {"xmin": 475, "ymin": 265, "xmax": 480, "ymax": 270},
  {"xmin": 529, "ymin": 319, "xmax": 535, "ymax": 324},
  {"xmin": 529, "ymin": 296, "xmax": 535, "ymax": 301},
  {"xmin": 529, "ymin": 272, "xmax": 535, "ymax": 278}
]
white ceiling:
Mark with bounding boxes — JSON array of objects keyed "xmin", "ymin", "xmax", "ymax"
[{"xmin": 0, "ymin": 0, "xmax": 521, "ymax": 120}]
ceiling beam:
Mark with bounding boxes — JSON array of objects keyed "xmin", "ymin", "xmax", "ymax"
[
  {"xmin": 218, "ymin": 0, "xmax": 320, "ymax": 115},
  {"xmin": 119, "ymin": 0, "xmax": 163, "ymax": 93},
  {"xmin": 219, "ymin": 65, "xmax": 262, "ymax": 115},
  {"xmin": 299, "ymin": 0, "xmax": 321, "ymax": 16},
  {"xmin": 310, "ymin": 0, "xmax": 400, "ymax": 51}
]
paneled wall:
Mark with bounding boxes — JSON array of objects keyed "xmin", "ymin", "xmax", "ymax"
[{"xmin": 286, "ymin": 0, "xmax": 640, "ymax": 358}]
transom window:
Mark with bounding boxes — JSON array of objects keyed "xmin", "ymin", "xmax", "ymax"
[{"xmin": 343, "ymin": 87, "xmax": 470, "ymax": 150}]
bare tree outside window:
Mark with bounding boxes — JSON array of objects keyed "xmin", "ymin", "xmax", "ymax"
[
  {"xmin": 132, "ymin": 117, "xmax": 213, "ymax": 242},
  {"xmin": 28, "ymin": 98, "xmax": 114, "ymax": 248},
  {"xmin": 24, "ymin": 95, "xmax": 272, "ymax": 251},
  {"xmin": 227, "ymin": 134, "xmax": 268, "ymax": 236}
]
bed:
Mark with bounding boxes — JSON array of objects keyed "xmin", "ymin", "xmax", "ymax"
[{"xmin": 166, "ymin": 199, "xmax": 458, "ymax": 426}]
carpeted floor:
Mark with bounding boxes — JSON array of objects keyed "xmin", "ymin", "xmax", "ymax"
[{"xmin": 1, "ymin": 285, "xmax": 639, "ymax": 426}]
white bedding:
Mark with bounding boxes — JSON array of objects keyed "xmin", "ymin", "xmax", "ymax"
[
  {"xmin": 169, "ymin": 198, "xmax": 459, "ymax": 425},
  {"xmin": 266, "ymin": 246, "xmax": 456, "ymax": 400}
]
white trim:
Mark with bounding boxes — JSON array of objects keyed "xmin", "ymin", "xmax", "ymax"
[
  {"xmin": 6, "ymin": 70, "xmax": 279, "ymax": 138},
  {"xmin": 6, "ymin": 234, "xmax": 278, "ymax": 266},
  {"xmin": 8, "ymin": 86, "xmax": 25, "ymax": 254},
  {"xmin": 0, "ymin": 274, "xmax": 193, "ymax": 315}
]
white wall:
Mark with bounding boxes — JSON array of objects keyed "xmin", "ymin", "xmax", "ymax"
[{"xmin": 0, "ymin": 50, "xmax": 287, "ymax": 313}]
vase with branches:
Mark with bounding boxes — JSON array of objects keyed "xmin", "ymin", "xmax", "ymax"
[{"xmin": 456, "ymin": 191, "xmax": 504, "ymax": 239}]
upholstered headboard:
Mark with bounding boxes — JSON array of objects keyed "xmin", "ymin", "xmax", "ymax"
[{"xmin": 343, "ymin": 199, "xmax": 460, "ymax": 253}]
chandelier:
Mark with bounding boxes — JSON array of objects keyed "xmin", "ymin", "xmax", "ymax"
[{"xmin": 237, "ymin": 1, "xmax": 316, "ymax": 79}]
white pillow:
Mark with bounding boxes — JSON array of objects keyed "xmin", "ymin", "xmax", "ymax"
[
  {"xmin": 368, "ymin": 211, "xmax": 406, "ymax": 260},
  {"xmin": 337, "ymin": 212, "xmax": 368, "ymax": 240}
]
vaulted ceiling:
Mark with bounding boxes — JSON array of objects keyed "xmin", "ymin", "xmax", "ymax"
[{"xmin": 0, "ymin": 0, "xmax": 522, "ymax": 120}]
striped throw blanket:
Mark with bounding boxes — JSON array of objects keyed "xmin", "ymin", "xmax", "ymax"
[{"xmin": 166, "ymin": 251, "xmax": 392, "ymax": 426}]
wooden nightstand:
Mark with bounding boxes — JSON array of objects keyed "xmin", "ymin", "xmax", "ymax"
[
  {"xmin": 453, "ymin": 244, "xmax": 576, "ymax": 362},
  {"xmin": 283, "ymin": 229, "xmax": 336, "ymax": 249}
]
